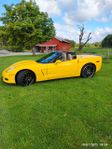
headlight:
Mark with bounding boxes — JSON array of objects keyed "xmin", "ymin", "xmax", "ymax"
[{"xmin": 7, "ymin": 66, "xmax": 16, "ymax": 73}]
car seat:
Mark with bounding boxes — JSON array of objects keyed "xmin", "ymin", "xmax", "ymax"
[{"xmin": 67, "ymin": 54, "xmax": 72, "ymax": 60}]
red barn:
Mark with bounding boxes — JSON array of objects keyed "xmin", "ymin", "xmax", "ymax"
[{"xmin": 35, "ymin": 37, "xmax": 71, "ymax": 53}]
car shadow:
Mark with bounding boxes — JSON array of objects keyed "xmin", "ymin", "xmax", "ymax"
[
  {"xmin": 37, "ymin": 76, "xmax": 80, "ymax": 84},
  {"xmin": 0, "ymin": 76, "xmax": 81, "ymax": 87}
]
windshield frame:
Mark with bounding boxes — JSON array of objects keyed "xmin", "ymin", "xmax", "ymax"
[{"xmin": 36, "ymin": 51, "xmax": 62, "ymax": 64}]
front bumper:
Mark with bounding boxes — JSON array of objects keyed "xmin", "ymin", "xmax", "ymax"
[{"xmin": 1, "ymin": 72, "xmax": 16, "ymax": 84}]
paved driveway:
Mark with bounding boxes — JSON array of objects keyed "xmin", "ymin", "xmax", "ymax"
[{"xmin": 0, "ymin": 50, "xmax": 41, "ymax": 57}]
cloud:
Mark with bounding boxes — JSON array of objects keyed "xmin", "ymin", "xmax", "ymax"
[
  {"xmin": 55, "ymin": 23, "xmax": 112, "ymax": 42},
  {"xmin": 93, "ymin": 27, "xmax": 112, "ymax": 42},
  {"xmin": 34, "ymin": 0, "xmax": 61, "ymax": 16},
  {"xmin": 27, "ymin": 0, "xmax": 112, "ymax": 22},
  {"xmin": 54, "ymin": 23, "xmax": 86, "ymax": 42},
  {"xmin": 33, "ymin": 0, "xmax": 112, "ymax": 42},
  {"xmin": 54, "ymin": 23, "xmax": 78, "ymax": 41},
  {"xmin": 63, "ymin": 0, "xmax": 112, "ymax": 24}
]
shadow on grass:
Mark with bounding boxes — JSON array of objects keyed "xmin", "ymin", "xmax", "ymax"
[
  {"xmin": 0, "ymin": 76, "xmax": 82, "ymax": 87},
  {"xmin": 39, "ymin": 76, "xmax": 81, "ymax": 83}
]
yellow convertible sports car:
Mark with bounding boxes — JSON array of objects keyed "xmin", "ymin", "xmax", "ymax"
[{"xmin": 2, "ymin": 51, "xmax": 102, "ymax": 86}]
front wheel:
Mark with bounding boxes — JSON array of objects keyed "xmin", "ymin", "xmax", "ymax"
[
  {"xmin": 16, "ymin": 70, "xmax": 35, "ymax": 86},
  {"xmin": 81, "ymin": 64, "xmax": 96, "ymax": 78}
]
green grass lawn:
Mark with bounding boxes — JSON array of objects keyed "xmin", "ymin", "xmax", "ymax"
[{"xmin": 0, "ymin": 55, "xmax": 112, "ymax": 149}]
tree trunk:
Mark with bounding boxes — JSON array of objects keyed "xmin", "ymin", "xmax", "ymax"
[
  {"xmin": 77, "ymin": 25, "xmax": 92, "ymax": 52},
  {"xmin": 32, "ymin": 47, "xmax": 36, "ymax": 56}
]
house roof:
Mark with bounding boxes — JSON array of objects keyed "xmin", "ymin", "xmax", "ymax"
[
  {"xmin": 35, "ymin": 36, "xmax": 71, "ymax": 47},
  {"xmin": 55, "ymin": 36, "xmax": 71, "ymax": 43},
  {"xmin": 37, "ymin": 44, "xmax": 57, "ymax": 47}
]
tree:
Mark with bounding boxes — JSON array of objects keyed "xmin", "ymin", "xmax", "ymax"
[
  {"xmin": 0, "ymin": 0, "xmax": 55, "ymax": 52},
  {"xmin": 101, "ymin": 34, "xmax": 112, "ymax": 48},
  {"xmin": 93, "ymin": 42, "xmax": 101, "ymax": 48},
  {"xmin": 65, "ymin": 39, "xmax": 76, "ymax": 50},
  {"xmin": 78, "ymin": 24, "xmax": 92, "ymax": 51},
  {"xmin": 0, "ymin": 26, "xmax": 5, "ymax": 48},
  {"xmin": 70, "ymin": 40, "xmax": 76, "ymax": 49}
]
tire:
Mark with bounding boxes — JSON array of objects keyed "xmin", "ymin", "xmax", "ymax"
[
  {"xmin": 16, "ymin": 70, "xmax": 35, "ymax": 86},
  {"xmin": 81, "ymin": 64, "xmax": 96, "ymax": 78}
]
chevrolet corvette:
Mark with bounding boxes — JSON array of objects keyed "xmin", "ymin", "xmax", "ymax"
[{"xmin": 2, "ymin": 51, "xmax": 102, "ymax": 86}]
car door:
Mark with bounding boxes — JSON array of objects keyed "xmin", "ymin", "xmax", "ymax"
[{"xmin": 47, "ymin": 59, "xmax": 78, "ymax": 79}]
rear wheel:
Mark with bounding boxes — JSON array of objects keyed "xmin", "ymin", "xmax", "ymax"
[
  {"xmin": 81, "ymin": 64, "xmax": 96, "ymax": 78},
  {"xmin": 16, "ymin": 70, "xmax": 35, "ymax": 86}
]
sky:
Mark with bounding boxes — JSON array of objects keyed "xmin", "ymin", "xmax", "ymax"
[{"xmin": 0, "ymin": 0, "xmax": 112, "ymax": 43}]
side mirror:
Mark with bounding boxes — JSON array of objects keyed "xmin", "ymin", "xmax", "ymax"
[{"xmin": 55, "ymin": 60, "xmax": 62, "ymax": 64}]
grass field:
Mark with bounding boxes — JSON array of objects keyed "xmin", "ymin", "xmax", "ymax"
[
  {"xmin": 74, "ymin": 47, "xmax": 112, "ymax": 58},
  {"xmin": 0, "ymin": 54, "xmax": 112, "ymax": 149}
]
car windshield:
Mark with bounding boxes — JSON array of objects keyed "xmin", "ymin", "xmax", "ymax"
[{"xmin": 37, "ymin": 51, "xmax": 62, "ymax": 63}]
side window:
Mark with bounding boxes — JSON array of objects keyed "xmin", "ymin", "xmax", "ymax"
[{"xmin": 50, "ymin": 53, "xmax": 63, "ymax": 63}]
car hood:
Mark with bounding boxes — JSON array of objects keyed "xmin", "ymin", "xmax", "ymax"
[
  {"xmin": 10, "ymin": 60, "xmax": 38, "ymax": 67},
  {"xmin": 4, "ymin": 60, "xmax": 39, "ymax": 72}
]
